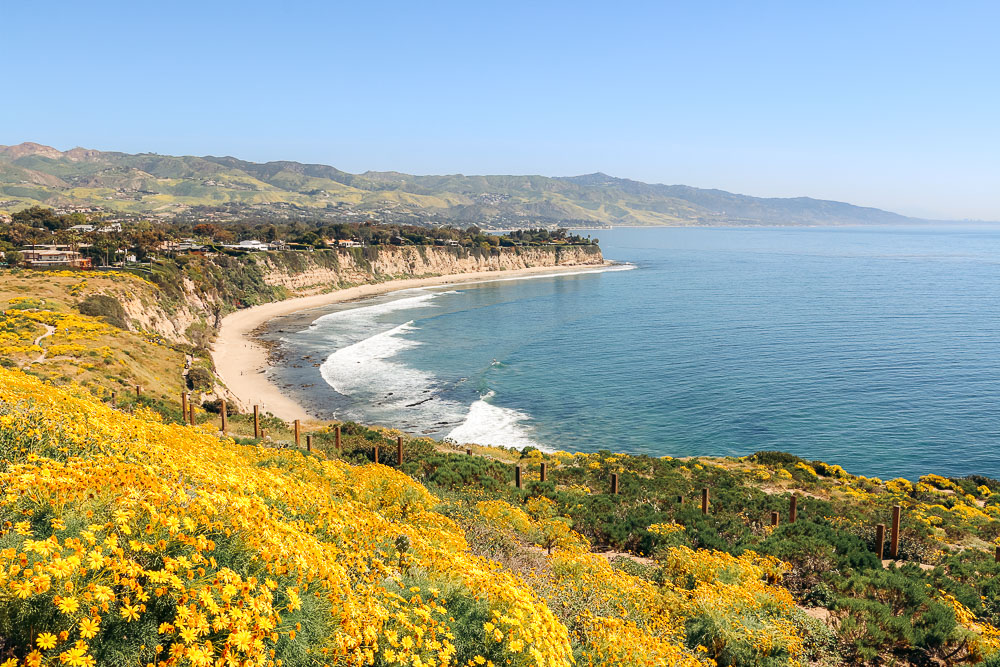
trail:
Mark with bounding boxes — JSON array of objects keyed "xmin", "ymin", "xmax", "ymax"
[{"xmin": 30, "ymin": 325, "xmax": 56, "ymax": 364}]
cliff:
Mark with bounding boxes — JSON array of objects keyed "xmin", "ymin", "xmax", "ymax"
[
  {"xmin": 258, "ymin": 244, "xmax": 604, "ymax": 294},
  {"xmin": 114, "ymin": 244, "xmax": 604, "ymax": 345}
]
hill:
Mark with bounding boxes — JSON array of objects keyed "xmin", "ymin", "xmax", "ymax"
[{"xmin": 0, "ymin": 142, "xmax": 920, "ymax": 227}]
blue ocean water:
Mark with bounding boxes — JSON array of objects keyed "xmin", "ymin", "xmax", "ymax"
[{"xmin": 268, "ymin": 226, "xmax": 1000, "ymax": 481}]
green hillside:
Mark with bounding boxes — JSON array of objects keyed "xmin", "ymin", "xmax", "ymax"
[{"xmin": 0, "ymin": 142, "xmax": 919, "ymax": 227}]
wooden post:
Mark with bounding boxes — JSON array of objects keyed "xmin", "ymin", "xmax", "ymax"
[
  {"xmin": 294, "ymin": 420, "xmax": 301, "ymax": 447},
  {"xmin": 135, "ymin": 385, "xmax": 141, "ymax": 398},
  {"xmin": 253, "ymin": 405, "xmax": 261, "ymax": 439},
  {"xmin": 466, "ymin": 448, "xmax": 472, "ymax": 455},
  {"xmin": 890, "ymin": 505, "xmax": 901, "ymax": 559},
  {"xmin": 220, "ymin": 399, "xmax": 227, "ymax": 434},
  {"xmin": 398, "ymin": 436, "xmax": 404, "ymax": 466},
  {"xmin": 188, "ymin": 403, "xmax": 195, "ymax": 426},
  {"xmin": 374, "ymin": 445, "xmax": 379, "ymax": 465},
  {"xmin": 770, "ymin": 511, "xmax": 779, "ymax": 527},
  {"xmin": 515, "ymin": 465, "xmax": 522, "ymax": 489},
  {"xmin": 540, "ymin": 462, "xmax": 547, "ymax": 483},
  {"xmin": 875, "ymin": 524, "xmax": 886, "ymax": 560},
  {"xmin": 111, "ymin": 391, "xmax": 117, "ymax": 407},
  {"xmin": 701, "ymin": 488, "xmax": 709, "ymax": 515},
  {"xmin": 181, "ymin": 392, "xmax": 188, "ymax": 417},
  {"xmin": 335, "ymin": 425, "xmax": 341, "ymax": 450},
  {"xmin": 789, "ymin": 495, "xmax": 798, "ymax": 523},
  {"xmin": 611, "ymin": 473, "xmax": 619, "ymax": 495},
  {"xmin": 306, "ymin": 435, "xmax": 312, "ymax": 452}
]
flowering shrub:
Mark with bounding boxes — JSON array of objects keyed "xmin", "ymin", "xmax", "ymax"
[{"xmin": 0, "ymin": 367, "xmax": 572, "ymax": 666}]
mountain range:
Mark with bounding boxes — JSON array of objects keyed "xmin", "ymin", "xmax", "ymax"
[{"xmin": 0, "ymin": 142, "xmax": 924, "ymax": 227}]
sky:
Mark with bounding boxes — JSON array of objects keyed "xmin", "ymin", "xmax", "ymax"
[{"xmin": 3, "ymin": 1, "xmax": 999, "ymax": 220}]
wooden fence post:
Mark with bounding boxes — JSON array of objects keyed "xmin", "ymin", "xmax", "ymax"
[
  {"xmin": 515, "ymin": 465, "xmax": 522, "ymax": 489},
  {"xmin": 790, "ymin": 495, "xmax": 798, "ymax": 523},
  {"xmin": 875, "ymin": 524, "xmax": 886, "ymax": 561},
  {"xmin": 466, "ymin": 448, "xmax": 472, "ymax": 455},
  {"xmin": 220, "ymin": 399, "xmax": 227, "ymax": 434},
  {"xmin": 398, "ymin": 436, "xmax": 404, "ymax": 466},
  {"xmin": 253, "ymin": 405, "xmax": 261, "ymax": 439},
  {"xmin": 335, "ymin": 425, "xmax": 341, "ymax": 450},
  {"xmin": 181, "ymin": 392, "xmax": 188, "ymax": 418},
  {"xmin": 771, "ymin": 511, "xmax": 779, "ymax": 527},
  {"xmin": 294, "ymin": 420, "xmax": 300, "ymax": 447},
  {"xmin": 540, "ymin": 462, "xmax": 547, "ymax": 483},
  {"xmin": 135, "ymin": 385, "xmax": 141, "ymax": 398},
  {"xmin": 701, "ymin": 488, "xmax": 709, "ymax": 515},
  {"xmin": 306, "ymin": 435, "xmax": 312, "ymax": 452},
  {"xmin": 374, "ymin": 445, "xmax": 379, "ymax": 465},
  {"xmin": 611, "ymin": 473, "xmax": 619, "ymax": 495},
  {"xmin": 111, "ymin": 391, "xmax": 117, "ymax": 407},
  {"xmin": 890, "ymin": 505, "xmax": 901, "ymax": 559},
  {"xmin": 188, "ymin": 403, "xmax": 195, "ymax": 426}
]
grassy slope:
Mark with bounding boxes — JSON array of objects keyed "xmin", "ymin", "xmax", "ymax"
[{"xmin": 0, "ymin": 270, "xmax": 192, "ymax": 402}]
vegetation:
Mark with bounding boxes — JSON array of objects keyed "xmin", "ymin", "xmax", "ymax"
[
  {"xmin": 0, "ymin": 142, "xmax": 914, "ymax": 227},
  {"xmin": 0, "ymin": 230, "xmax": 997, "ymax": 666},
  {"xmin": 1, "ymin": 352, "xmax": 999, "ymax": 665}
]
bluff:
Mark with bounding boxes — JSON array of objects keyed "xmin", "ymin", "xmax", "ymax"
[
  {"xmin": 112, "ymin": 244, "xmax": 604, "ymax": 344},
  {"xmin": 258, "ymin": 244, "xmax": 603, "ymax": 293}
]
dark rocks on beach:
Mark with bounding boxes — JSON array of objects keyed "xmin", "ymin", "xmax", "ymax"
[{"xmin": 406, "ymin": 397, "xmax": 433, "ymax": 407}]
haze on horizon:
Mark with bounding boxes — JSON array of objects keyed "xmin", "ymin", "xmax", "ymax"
[{"xmin": 4, "ymin": 1, "xmax": 999, "ymax": 221}]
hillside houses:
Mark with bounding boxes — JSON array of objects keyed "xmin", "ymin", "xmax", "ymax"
[{"xmin": 21, "ymin": 246, "xmax": 92, "ymax": 269}]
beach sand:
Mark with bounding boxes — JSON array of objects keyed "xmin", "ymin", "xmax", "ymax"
[{"xmin": 212, "ymin": 263, "xmax": 612, "ymax": 423}]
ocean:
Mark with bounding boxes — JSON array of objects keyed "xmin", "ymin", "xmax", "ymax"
[{"xmin": 262, "ymin": 226, "xmax": 1000, "ymax": 481}]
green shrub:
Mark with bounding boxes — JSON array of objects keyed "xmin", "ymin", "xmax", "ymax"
[
  {"xmin": 751, "ymin": 451, "xmax": 805, "ymax": 466},
  {"xmin": 202, "ymin": 397, "xmax": 236, "ymax": 416},
  {"xmin": 78, "ymin": 294, "xmax": 129, "ymax": 329},
  {"xmin": 186, "ymin": 366, "xmax": 214, "ymax": 391}
]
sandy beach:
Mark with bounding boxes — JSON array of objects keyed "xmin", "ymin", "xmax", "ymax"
[{"xmin": 212, "ymin": 263, "xmax": 612, "ymax": 423}]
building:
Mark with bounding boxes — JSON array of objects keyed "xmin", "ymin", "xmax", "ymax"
[
  {"xmin": 68, "ymin": 224, "xmax": 96, "ymax": 233},
  {"xmin": 333, "ymin": 239, "xmax": 362, "ymax": 248},
  {"xmin": 158, "ymin": 239, "xmax": 205, "ymax": 253},
  {"xmin": 22, "ymin": 248, "xmax": 92, "ymax": 269},
  {"xmin": 227, "ymin": 240, "xmax": 271, "ymax": 252}
]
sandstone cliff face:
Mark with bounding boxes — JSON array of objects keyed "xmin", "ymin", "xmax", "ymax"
[
  {"xmin": 113, "ymin": 245, "xmax": 603, "ymax": 344},
  {"xmin": 117, "ymin": 276, "xmax": 220, "ymax": 343},
  {"xmin": 259, "ymin": 245, "xmax": 604, "ymax": 294}
]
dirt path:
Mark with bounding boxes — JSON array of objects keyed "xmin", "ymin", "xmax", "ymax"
[{"xmin": 30, "ymin": 325, "xmax": 56, "ymax": 364}]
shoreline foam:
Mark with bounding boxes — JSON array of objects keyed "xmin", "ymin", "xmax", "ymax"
[{"xmin": 212, "ymin": 262, "xmax": 616, "ymax": 423}]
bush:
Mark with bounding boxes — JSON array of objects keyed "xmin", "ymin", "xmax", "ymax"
[
  {"xmin": 831, "ymin": 567, "xmax": 960, "ymax": 662},
  {"xmin": 201, "ymin": 397, "xmax": 236, "ymax": 416},
  {"xmin": 751, "ymin": 451, "xmax": 804, "ymax": 466},
  {"xmin": 186, "ymin": 366, "xmax": 213, "ymax": 391},
  {"xmin": 78, "ymin": 294, "xmax": 129, "ymax": 329}
]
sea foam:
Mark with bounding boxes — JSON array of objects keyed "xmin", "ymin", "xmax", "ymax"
[{"xmin": 447, "ymin": 391, "xmax": 540, "ymax": 450}]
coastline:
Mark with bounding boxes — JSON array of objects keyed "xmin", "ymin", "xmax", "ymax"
[{"xmin": 212, "ymin": 262, "xmax": 614, "ymax": 423}]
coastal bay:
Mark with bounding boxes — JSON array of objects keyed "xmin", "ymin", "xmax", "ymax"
[
  {"xmin": 212, "ymin": 262, "xmax": 613, "ymax": 423},
  {"xmin": 262, "ymin": 226, "xmax": 1000, "ymax": 481}
]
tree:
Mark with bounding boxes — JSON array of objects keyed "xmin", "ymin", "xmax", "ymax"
[
  {"xmin": 192, "ymin": 223, "xmax": 218, "ymax": 238},
  {"xmin": 12, "ymin": 206, "xmax": 69, "ymax": 231}
]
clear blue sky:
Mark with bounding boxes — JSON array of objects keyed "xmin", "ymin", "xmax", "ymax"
[{"xmin": 4, "ymin": 1, "xmax": 999, "ymax": 219}]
